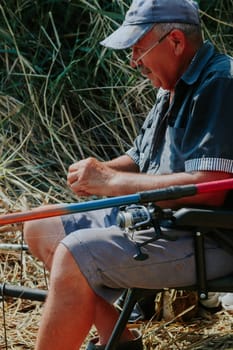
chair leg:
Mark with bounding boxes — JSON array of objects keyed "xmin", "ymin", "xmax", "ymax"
[
  {"xmin": 105, "ymin": 289, "xmax": 142, "ymax": 350},
  {"xmin": 195, "ymin": 231, "xmax": 208, "ymax": 300}
]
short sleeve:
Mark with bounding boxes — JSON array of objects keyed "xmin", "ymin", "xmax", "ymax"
[{"xmin": 178, "ymin": 78, "xmax": 233, "ymax": 173}]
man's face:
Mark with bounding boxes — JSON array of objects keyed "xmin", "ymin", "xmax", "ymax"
[{"xmin": 130, "ymin": 28, "xmax": 182, "ymax": 91}]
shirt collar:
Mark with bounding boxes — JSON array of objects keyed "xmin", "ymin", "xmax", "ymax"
[{"xmin": 181, "ymin": 41, "xmax": 215, "ymax": 85}]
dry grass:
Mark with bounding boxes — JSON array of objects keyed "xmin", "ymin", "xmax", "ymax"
[{"xmin": 0, "ymin": 235, "xmax": 46, "ymax": 349}]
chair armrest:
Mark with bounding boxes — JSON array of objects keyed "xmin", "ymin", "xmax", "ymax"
[{"xmin": 174, "ymin": 208, "xmax": 233, "ymax": 229}]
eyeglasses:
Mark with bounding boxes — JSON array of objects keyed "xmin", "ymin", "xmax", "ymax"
[{"xmin": 128, "ymin": 30, "xmax": 172, "ymax": 66}]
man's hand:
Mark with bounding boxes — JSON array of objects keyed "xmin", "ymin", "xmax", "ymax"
[{"xmin": 67, "ymin": 157, "xmax": 116, "ymax": 197}]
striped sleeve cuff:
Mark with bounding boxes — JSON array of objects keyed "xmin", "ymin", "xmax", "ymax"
[
  {"xmin": 125, "ymin": 149, "xmax": 140, "ymax": 166},
  {"xmin": 185, "ymin": 158, "xmax": 233, "ymax": 173}
]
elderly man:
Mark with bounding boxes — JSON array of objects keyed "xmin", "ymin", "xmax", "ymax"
[{"xmin": 24, "ymin": 0, "xmax": 233, "ymax": 349}]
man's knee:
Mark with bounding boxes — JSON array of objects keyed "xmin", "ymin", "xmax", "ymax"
[
  {"xmin": 24, "ymin": 219, "xmax": 42, "ymax": 250},
  {"xmin": 50, "ymin": 243, "xmax": 94, "ymax": 295},
  {"xmin": 24, "ymin": 216, "xmax": 65, "ymax": 268},
  {"xmin": 24, "ymin": 219, "xmax": 48, "ymax": 263}
]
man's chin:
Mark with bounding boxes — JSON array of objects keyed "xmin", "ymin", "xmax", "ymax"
[{"xmin": 150, "ymin": 79, "xmax": 161, "ymax": 89}]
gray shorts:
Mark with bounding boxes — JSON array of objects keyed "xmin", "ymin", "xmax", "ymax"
[{"xmin": 61, "ymin": 208, "xmax": 233, "ymax": 303}]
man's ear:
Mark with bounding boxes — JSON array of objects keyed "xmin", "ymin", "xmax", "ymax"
[{"xmin": 168, "ymin": 29, "xmax": 185, "ymax": 56}]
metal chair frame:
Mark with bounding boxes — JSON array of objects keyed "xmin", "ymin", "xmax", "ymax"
[{"xmin": 105, "ymin": 207, "xmax": 233, "ymax": 350}]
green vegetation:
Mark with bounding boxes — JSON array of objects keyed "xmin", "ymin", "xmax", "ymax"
[{"xmin": 0, "ymin": 0, "xmax": 233, "ymax": 207}]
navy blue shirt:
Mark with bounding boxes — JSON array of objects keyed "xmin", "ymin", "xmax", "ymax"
[{"xmin": 126, "ymin": 41, "xmax": 233, "ymax": 176}]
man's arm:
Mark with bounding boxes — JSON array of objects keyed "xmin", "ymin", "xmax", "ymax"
[
  {"xmin": 67, "ymin": 157, "xmax": 232, "ymax": 208},
  {"xmin": 67, "ymin": 155, "xmax": 139, "ymax": 197},
  {"xmin": 103, "ymin": 168, "xmax": 232, "ymax": 208},
  {"xmin": 104, "ymin": 155, "xmax": 139, "ymax": 172}
]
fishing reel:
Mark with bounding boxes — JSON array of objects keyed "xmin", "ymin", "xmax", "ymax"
[
  {"xmin": 117, "ymin": 203, "xmax": 159, "ymax": 231},
  {"xmin": 117, "ymin": 203, "xmax": 174, "ymax": 261}
]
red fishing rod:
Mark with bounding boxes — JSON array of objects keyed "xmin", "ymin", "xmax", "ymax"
[{"xmin": 0, "ymin": 178, "xmax": 233, "ymax": 225}]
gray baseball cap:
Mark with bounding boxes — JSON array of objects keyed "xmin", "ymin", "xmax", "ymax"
[{"xmin": 100, "ymin": 0, "xmax": 200, "ymax": 50}]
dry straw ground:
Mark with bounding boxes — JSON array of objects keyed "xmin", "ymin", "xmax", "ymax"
[
  {"xmin": 0, "ymin": 232, "xmax": 232, "ymax": 349},
  {"xmin": 1, "ymin": 0, "xmax": 233, "ymax": 349}
]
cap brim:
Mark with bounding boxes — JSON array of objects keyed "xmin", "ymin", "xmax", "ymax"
[{"xmin": 100, "ymin": 23, "xmax": 154, "ymax": 50}]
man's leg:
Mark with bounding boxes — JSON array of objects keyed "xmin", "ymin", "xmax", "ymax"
[
  {"xmin": 94, "ymin": 295, "xmax": 134, "ymax": 346},
  {"xmin": 24, "ymin": 214, "xmax": 65, "ymax": 269},
  {"xmin": 24, "ymin": 207, "xmax": 118, "ymax": 270},
  {"xmin": 24, "ymin": 210, "xmax": 135, "ymax": 348},
  {"xmin": 35, "ymin": 243, "xmax": 133, "ymax": 350}
]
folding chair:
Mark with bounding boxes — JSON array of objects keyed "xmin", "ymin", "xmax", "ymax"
[{"xmin": 105, "ymin": 207, "xmax": 233, "ymax": 350}]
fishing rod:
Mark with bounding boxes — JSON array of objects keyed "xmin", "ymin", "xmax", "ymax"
[
  {"xmin": 0, "ymin": 283, "xmax": 47, "ymax": 302},
  {"xmin": 1, "ymin": 177, "xmax": 233, "ymax": 301},
  {"xmin": 0, "ymin": 178, "xmax": 233, "ymax": 225},
  {"xmin": 0, "ymin": 244, "xmax": 28, "ymax": 251}
]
